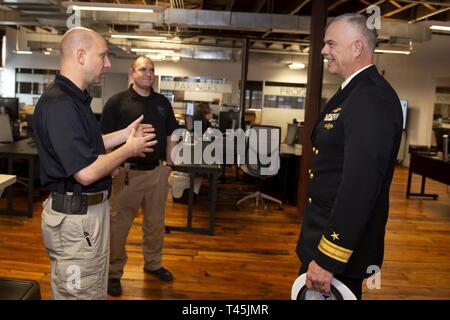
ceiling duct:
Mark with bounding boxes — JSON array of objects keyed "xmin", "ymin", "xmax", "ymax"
[
  {"xmin": 377, "ymin": 20, "xmax": 431, "ymax": 42},
  {"xmin": 163, "ymin": 8, "xmax": 311, "ymax": 34},
  {"xmin": 181, "ymin": 47, "xmax": 233, "ymax": 60}
]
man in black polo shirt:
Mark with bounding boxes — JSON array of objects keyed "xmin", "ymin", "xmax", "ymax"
[
  {"xmin": 33, "ymin": 28, "xmax": 157, "ymax": 300},
  {"xmin": 100, "ymin": 56, "xmax": 179, "ymax": 296}
]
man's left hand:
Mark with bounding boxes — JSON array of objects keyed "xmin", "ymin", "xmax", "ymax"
[
  {"xmin": 135, "ymin": 123, "xmax": 154, "ymax": 137},
  {"xmin": 127, "ymin": 115, "xmax": 154, "ymax": 137},
  {"xmin": 306, "ymin": 260, "xmax": 333, "ymax": 293}
]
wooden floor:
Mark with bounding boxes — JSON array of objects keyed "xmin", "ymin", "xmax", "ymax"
[{"xmin": 0, "ymin": 165, "xmax": 449, "ymax": 300}]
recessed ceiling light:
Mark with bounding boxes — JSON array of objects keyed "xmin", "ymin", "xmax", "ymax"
[
  {"xmin": 288, "ymin": 63, "xmax": 305, "ymax": 69},
  {"xmin": 132, "ymin": 48, "xmax": 174, "ymax": 54},
  {"xmin": 71, "ymin": 5, "xmax": 154, "ymax": 13},
  {"xmin": 111, "ymin": 34, "xmax": 167, "ymax": 41},
  {"xmin": 430, "ymin": 25, "xmax": 450, "ymax": 32},
  {"xmin": 14, "ymin": 50, "xmax": 32, "ymax": 54},
  {"xmin": 375, "ymin": 49, "xmax": 411, "ymax": 55}
]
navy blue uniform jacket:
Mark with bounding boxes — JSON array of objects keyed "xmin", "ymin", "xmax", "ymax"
[{"xmin": 296, "ymin": 65, "xmax": 403, "ymax": 278}]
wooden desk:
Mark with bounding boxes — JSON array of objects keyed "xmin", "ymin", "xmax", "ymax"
[
  {"xmin": 0, "ymin": 138, "xmax": 39, "ymax": 217},
  {"xmin": 407, "ymin": 153, "xmax": 450, "ymax": 199},
  {"xmin": 0, "ymin": 174, "xmax": 16, "ymax": 198},
  {"xmin": 166, "ymin": 163, "xmax": 221, "ymax": 235}
]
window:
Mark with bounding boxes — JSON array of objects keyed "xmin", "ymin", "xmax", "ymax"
[
  {"xmin": 160, "ymin": 90, "xmax": 174, "ymax": 103},
  {"xmin": 263, "ymin": 81, "xmax": 306, "ymax": 109},
  {"xmin": 160, "ymin": 75, "xmax": 229, "ymax": 103},
  {"xmin": 244, "ymin": 81, "xmax": 263, "ymax": 109},
  {"xmin": 18, "ymin": 82, "xmax": 32, "ymax": 94},
  {"xmin": 14, "ymin": 68, "xmax": 58, "ymax": 104}
]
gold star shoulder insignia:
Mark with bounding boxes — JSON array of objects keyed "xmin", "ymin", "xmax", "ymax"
[{"xmin": 331, "ymin": 232, "xmax": 340, "ymax": 241}]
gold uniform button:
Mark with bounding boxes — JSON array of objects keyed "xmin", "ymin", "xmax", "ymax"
[
  {"xmin": 308, "ymin": 169, "xmax": 312, "ymax": 174},
  {"xmin": 315, "ymin": 149, "xmax": 319, "ymax": 155},
  {"xmin": 310, "ymin": 173, "xmax": 314, "ymax": 179},
  {"xmin": 308, "ymin": 197, "xmax": 312, "ymax": 204},
  {"xmin": 312, "ymin": 147, "xmax": 316, "ymax": 152}
]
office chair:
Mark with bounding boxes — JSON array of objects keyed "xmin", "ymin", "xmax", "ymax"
[
  {"xmin": 237, "ymin": 125, "xmax": 282, "ymax": 214},
  {"xmin": 0, "ymin": 114, "xmax": 14, "ymax": 142}
]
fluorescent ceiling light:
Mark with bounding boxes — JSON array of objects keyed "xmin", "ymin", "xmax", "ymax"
[
  {"xmin": 44, "ymin": 51, "xmax": 51, "ymax": 55},
  {"xmin": 288, "ymin": 63, "xmax": 305, "ymax": 69},
  {"xmin": 14, "ymin": 50, "xmax": 32, "ymax": 54},
  {"xmin": 430, "ymin": 25, "xmax": 450, "ymax": 32},
  {"xmin": 131, "ymin": 48, "xmax": 174, "ymax": 54},
  {"xmin": 375, "ymin": 49, "xmax": 410, "ymax": 55},
  {"xmin": 111, "ymin": 34, "xmax": 167, "ymax": 41},
  {"xmin": 145, "ymin": 55, "xmax": 165, "ymax": 60},
  {"xmin": 71, "ymin": 5, "xmax": 154, "ymax": 13}
]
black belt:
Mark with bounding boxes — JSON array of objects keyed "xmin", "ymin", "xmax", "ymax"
[
  {"xmin": 123, "ymin": 161, "xmax": 162, "ymax": 171},
  {"xmin": 50, "ymin": 190, "xmax": 109, "ymax": 215}
]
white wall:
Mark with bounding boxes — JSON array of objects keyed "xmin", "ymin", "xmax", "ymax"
[
  {"xmin": 0, "ymin": 67, "xmax": 15, "ymax": 97},
  {"xmin": 375, "ymin": 34, "xmax": 450, "ymax": 165},
  {"xmin": 101, "ymin": 72, "xmax": 128, "ymax": 112}
]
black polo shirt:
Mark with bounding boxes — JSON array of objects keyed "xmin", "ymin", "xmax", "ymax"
[
  {"xmin": 100, "ymin": 85, "xmax": 179, "ymax": 166},
  {"xmin": 33, "ymin": 73, "xmax": 111, "ymax": 192}
]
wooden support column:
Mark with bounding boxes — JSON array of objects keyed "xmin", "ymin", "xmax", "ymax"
[{"xmin": 297, "ymin": 0, "xmax": 328, "ymax": 216}]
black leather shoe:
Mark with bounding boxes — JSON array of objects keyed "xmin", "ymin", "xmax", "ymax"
[
  {"xmin": 143, "ymin": 267, "xmax": 173, "ymax": 282},
  {"xmin": 107, "ymin": 278, "xmax": 122, "ymax": 296}
]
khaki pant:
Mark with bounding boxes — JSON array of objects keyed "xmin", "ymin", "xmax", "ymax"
[
  {"xmin": 109, "ymin": 164, "xmax": 171, "ymax": 279},
  {"xmin": 41, "ymin": 191, "xmax": 110, "ymax": 300}
]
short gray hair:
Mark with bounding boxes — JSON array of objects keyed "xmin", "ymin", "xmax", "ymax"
[{"xmin": 328, "ymin": 13, "xmax": 378, "ymax": 52}]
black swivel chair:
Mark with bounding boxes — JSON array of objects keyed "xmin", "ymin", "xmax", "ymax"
[
  {"xmin": 237, "ymin": 125, "xmax": 282, "ymax": 213},
  {"xmin": 0, "ymin": 278, "xmax": 41, "ymax": 300}
]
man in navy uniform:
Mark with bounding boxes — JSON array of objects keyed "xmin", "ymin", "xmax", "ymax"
[{"xmin": 296, "ymin": 13, "xmax": 403, "ymax": 299}]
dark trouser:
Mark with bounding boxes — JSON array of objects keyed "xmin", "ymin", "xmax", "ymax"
[{"xmin": 299, "ymin": 265, "xmax": 363, "ymax": 300}]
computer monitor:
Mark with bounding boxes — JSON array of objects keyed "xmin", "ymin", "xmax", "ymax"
[
  {"xmin": 186, "ymin": 102, "xmax": 195, "ymax": 116},
  {"xmin": 284, "ymin": 123, "xmax": 298, "ymax": 145},
  {"xmin": 400, "ymin": 99, "xmax": 408, "ymax": 130},
  {"xmin": 184, "ymin": 102, "xmax": 195, "ymax": 132},
  {"xmin": 185, "ymin": 115, "xmax": 194, "ymax": 132},
  {"xmin": 296, "ymin": 125, "xmax": 304, "ymax": 144},
  {"xmin": 284, "ymin": 123, "xmax": 304, "ymax": 145},
  {"xmin": 219, "ymin": 110, "xmax": 240, "ymax": 133},
  {"xmin": 0, "ymin": 113, "xmax": 13, "ymax": 142},
  {"xmin": 0, "ymin": 97, "xmax": 19, "ymax": 121}
]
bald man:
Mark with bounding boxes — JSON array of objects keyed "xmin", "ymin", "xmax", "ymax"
[
  {"xmin": 33, "ymin": 27, "xmax": 157, "ymax": 299},
  {"xmin": 295, "ymin": 14, "xmax": 403, "ymax": 299}
]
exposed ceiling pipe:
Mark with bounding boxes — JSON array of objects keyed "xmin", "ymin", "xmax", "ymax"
[
  {"xmin": 395, "ymin": 0, "xmax": 450, "ymax": 7},
  {"xmin": 409, "ymin": 6, "xmax": 450, "ymax": 22}
]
